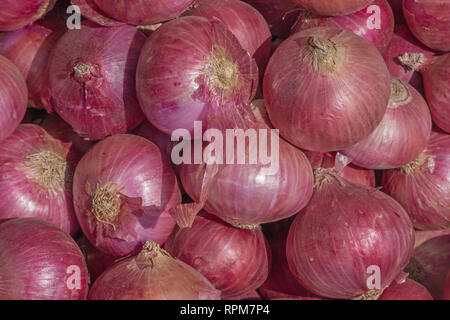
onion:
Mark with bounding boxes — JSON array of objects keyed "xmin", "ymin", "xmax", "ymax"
[
  {"xmin": 287, "ymin": 169, "xmax": 415, "ymax": 299},
  {"xmin": 42, "ymin": 24, "xmax": 146, "ymax": 140},
  {"xmin": 73, "ymin": 134, "xmax": 181, "ymax": 257},
  {"xmin": 0, "ymin": 124, "xmax": 80, "ymax": 235},
  {"xmin": 263, "ymin": 27, "xmax": 391, "ymax": 152},
  {"xmin": 378, "ymin": 278, "xmax": 434, "ymax": 300},
  {"xmin": 88, "ymin": 241, "xmax": 221, "ymax": 300},
  {"xmin": 70, "ymin": 0, "xmax": 125, "ymax": 27},
  {"xmin": 341, "ymin": 78, "xmax": 432, "ymax": 170},
  {"xmin": 0, "ymin": 55, "xmax": 27, "ymax": 142},
  {"xmin": 292, "ymin": 0, "xmax": 395, "ymax": 53},
  {"xmin": 0, "ymin": 17, "xmax": 64, "ymax": 109},
  {"xmin": 444, "ymin": 271, "xmax": 450, "ymax": 300},
  {"xmin": 223, "ymin": 290, "xmax": 261, "ymax": 300},
  {"xmin": 387, "ymin": 0, "xmax": 405, "ymax": 24},
  {"xmin": 292, "ymin": 0, "xmax": 373, "ymax": 16},
  {"xmin": 382, "ymin": 131, "xmax": 450, "ymax": 230},
  {"xmin": 0, "ymin": 218, "xmax": 89, "ymax": 300},
  {"xmin": 403, "ymin": 0, "xmax": 450, "ymax": 52},
  {"xmin": 165, "ymin": 212, "xmax": 270, "ymax": 298},
  {"xmin": 0, "ymin": 0, "xmax": 57, "ymax": 31},
  {"xmin": 132, "ymin": 121, "xmax": 173, "ymax": 160}
]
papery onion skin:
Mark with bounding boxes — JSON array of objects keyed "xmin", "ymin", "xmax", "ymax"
[
  {"xmin": 382, "ymin": 132, "xmax": 450, "ymax": 230},
  {"xmin": 292, "ymin": 0, "xmax": 394, "ymax": 53},
  {"xmin": 166, "ymin": 212, "xmax": 270, "ymax": 298},
  {"xmin": 73, "ymin": 134, "xmax": 181, "ymax": 257},
  {"xmin": 287, "ymin": 170, "xmax": 415, "ymax": 300},
  {"xmin": 292, "ymin": 0, "xmax": 373, "ymax": 16},
  {"xmin": 0, "ymin": 218, "xmax": 89, "ymax": 300},
  {"xmin": 88, "ymin": 241, "xmax": 221, "ymax": 300},
  {"xmin": 378, "ymin": 279, "xmax": 434, "ymax": 300},
  {"xmin": 0, "ymin": 0, "xmax": 57, "ymax": 31},
  {"xmin": 264, "ymin": 27, "xmax": 391, "ymax": 152},
  {"xmin": 403, "ymin": 0, "xmax": 450, "ymax": 52},
  {"xmin": 136, "ymin": 16, "xmax": 258, "ymax": 135},
  {"xmin": 0, "ymin": 124, "xmax": 80, "ymax": 235},
  {"xmin": 43, "ymin": 24, "xmax": 146, "ymax": 140},
  {"xmin": 341, "ymin": 78, "xmax": 432, "ymax": 170},
  {"xmin": 0, "ymin": 55, "xmax": 27, "ymax": 142}
]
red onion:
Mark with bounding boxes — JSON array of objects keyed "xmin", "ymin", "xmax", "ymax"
[
  {"xmin": 387, "ymin": 0, "xmax": 405, "ymax": 24},
  {"xmin": 0, "ymin": 0, "xmax": 57, "ymax": 31},
  {"xmin": 264, "ymin": 27, "xmax": 391, "ymax": 152},
  {"xmin": 0, "ymin": 218, "xmax": 89, "ymax": 300},
  {"xmin": 249, "ymin": 99, "xmax": 273, "ymax": 128},
  {"xmin": 165, "ymin": 212, "xmax": 270, "ymax": 298},
  {"xmin": 341, "ymin": 78, "xmax": 432, "ymax": 169},
  {"xmin": 444, "ymin": 271, "xmax": 450, "ymax": 300},
  {"xmin": 292, "ymin": 0, "xmax": 373, "ymax": 16},
  {"xmin": 73, "ymin": 134, "xmax": 181, "ymax": 257},
  {"xmin": 89, "ymin": 241, "xmax": 221, "ymax": 300},
  {"xmin": 223, "ymin": 290, "xmax": 261, "ymax": 300},
  {"xmin": 133, "ymin": 121, "xmax": 173, "ymax": 160},
  {"xmin": 136, "ymin": 16, "xmax": 258, "ymax": 135},
  {"xmin": 71, "ymin": 0, "xmax": 124, "ymax": 27},
  {"xmin": 0, "ymin": 124, "xmax": 80, "ymax": 235},
  {"xmin": 378, "ymin": 278, "xmax": 434, "ymax": 300},
  {"xmin": 42, "ymin": 24, "xmax": 146, "ymax": 140},
  {"xmin": 382, "ymin": 132, "xmax": 450, "ymax": 230},
  {"xmin": 403, "ymin": 0, "xmax": 450, "ymax": 52},
  {"xmin": 0, "ymin": 55, "xmax": 27, "ymax": 142},
  {"xmin": 292, "ymin": 0, "xmax": 395, "ymax": 53},
  {"xmin": 287, "ymin": 169, "xmax": 415, "ymax": 299}
]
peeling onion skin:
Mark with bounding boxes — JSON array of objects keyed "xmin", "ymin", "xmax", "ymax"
[
  {"xmin": 0, "ymin": 124, "xmax": 80, "ymax": 235},
  {"xmin": 42, "ymin": 24, "xmax": 146, "ymax": 140},
  {"xmin": 264, "ymin": 27, "xmax": 391, "ymax": 152},
  {"xmin": 0, "ymin": 0, "xmax": 57, "ymax": 31},
  {"xmin": 292, "ymin": 0, "xmax": 373, "ymax": 16},
  {"xmin": 292, "ymin": 0, "xmax": 395, "ymax": 53},
  {"xmin": 287, "ymin": 170, "xmax": 415, "ymax": 300},
  {"xmin": 0, "ymin": 218, "xmax": 89, "ymax": 300},
  {"xmin": 378, "ymin": 279, "xmax": 434, "ymax": 300},
  {"xmin": 88, "ymin": 241, "xmax": 221, "ymax": 300},
  {"xmin": 73, "ymin": 134, "xmax": 181, "ymax": 258},
  {"xmin": 382, "ymin": 132, "xmax": 450, "ymax": 230},
  {"xmin": 165, "ymin": 212, "xmax": 270, "ymax": 298},
  {"xmin": 403, "ymin": 0, "xmax": 450, "ymax": 52}
]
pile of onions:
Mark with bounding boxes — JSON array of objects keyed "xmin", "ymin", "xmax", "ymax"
[
  {"xmin": 292, "ymin": 0, "xmax": 395, "ymax": 53},
  {"xmin": 0, "ymin": 17, "xmax": 64, "ymax": 109},
  {"xmin": 136, "ymin": 16, "xmax": 258, "ymax": 135},
  {"xmin": 382, "ymin": 131, "xmax": 450, "ymax": 230},
  {"xmin": 341, "ymin": 78, "xmax": 432, "ymax": 170},
  {"xmin": 89, "ymin": 241, "xmax": 221, "ymax": 300},
  {"xmin": 0, "ymin": 218, "xmax": 89, "ymax": 300},
  {"xmin": 165, "ymin": 212, "xmax": 270, "ymax": 298},
  {"xmin": 263, "ymin": 27, "xmax": 391, "ymax": 152},
  {"xmin": 287, "ymin": 169, "xmax": 415, "ymax": 299},
  {"xmin": 292, "ymin": 0, "xmax": 373, "ymax": 16},
  {"xmin": 73, "ymin": 134, "xmax": 181, "ymax": 257},
  {"xmin": 0, "ymin": 0, "xmax": 57, "ymax": 31},
  {"xmin": 0, "ymin": 55, "xmax": 27, "ymax": 142},
  {"xmin": 0, "ymin": 124, "xmax": 80, "ymax": 235},
  {"xmin": 403, "ymin": 0, "xmax": 450, "ymax": 52},
  {"xmin": 77, "ymin": 235, "xmax": 116, "ymax": 282},
  {"xmin": 378, "ymin": 278, "xmax": 434, "ymax": 300},
  {"xmin": 42, "ymin": 24, "xmax": 145, "ymax": 140}
]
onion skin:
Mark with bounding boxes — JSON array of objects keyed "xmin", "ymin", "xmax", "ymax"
[
  {"xmin": 43, "ymin": 24, "xmax": 146, "ymax": 140},
  {"xmin": 292, "ymin": 0, "xmax": 395, "ymax": 53},
  {"xmin": 0, "ymin": 124, "xmax": 80, "ymax": 235},
  {"xmin": 382, "ymin": 132, "xmax": 450, "ymax": 230},
  {"xmin": 166, "ymin": 212, "xmax": 270, "ymax": 298},
  {"xmin": 287, "ymin": 170, "xmax": 415, "ymax": 299},
  {"xmin": 73, "ymin": 134, "xmax": 181, "ymax": 257},
  {"xmin": 378, "ymin": 279, "xmax": 434, "ymax": 300},
  {"xmin": 292, "ymin": 0, "xmax": 373, "ymax": 16},
  {"xmin": 132, "ymin": 121, "xmax": 173, "ymax": 160},
  {"xmin": 0, "ymin": 218, "xmax": 89, "ymax": 300},
  {"xmin": 70, "ymin": 0, "xmax": 125, "ymax": 27},
  {"xmin": 264, "ymin": 27, "xmax": 391, "ymax": 152},
  {"xmin": 88, "ymin": 241, "xmax": 221, "ymax": 300},
  {"xmin": 403, "ymin": 0, "xmax": 450, "ymax": 52},
  {"xmin": 0, "ymin": 55, "xmax": 27, "ymax": 142},
  {"xmin": 341, "ymin": 78, "xmax": 432, "ymax": 170},
  {"xmin": 0, "ymin": 0, "xmax": 57, "ymax": 31}
]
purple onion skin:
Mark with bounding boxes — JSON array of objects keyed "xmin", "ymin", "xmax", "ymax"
[
  {"xmin": 0, "ymin": 218, "xmax": 89, "ymax": 300},
  {"xmin": 292, "ymin": 0, "xmax": 394, "ymax": 53},
  {"xmin": 43, "ymin": 24, "xmax": 146, "ymax": 140},
  {"xmin": 382, "ymin": 132, "xmax": 450, "ymax": 230},
  {"xmin": 73, "ymin": 134, "xmax": 181, "ymax": 258},
  {"xmin": 0, "ymin": 0, "xmax": 57, "ymax": 31},
  {"xmin": 132, "ymin": 120, "xmax": 173, "ymax": 161},
  {"xmin": 0, "ymin": 55, "xmax": 27, "ymax": 142},
  {"xmin": 70, "ymin": 0, "xmax": 125, "ymax": 27},
  {"xmin": 0, "ymin": 124, "xmax": 81, "ymax": 235},
  {"xmin": 292, "ymin": 0, "xmax": 373, "ymax": 16},
  {"xmin": 378, "ymin": 279, "xmax": 434, "ymax": 300}
]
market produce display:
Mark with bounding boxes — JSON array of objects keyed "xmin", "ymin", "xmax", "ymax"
[{"xmin": 0, "ymin": 0, "xmax": 448, "ymax": 301}]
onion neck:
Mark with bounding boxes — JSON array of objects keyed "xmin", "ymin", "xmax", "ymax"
[
  {"xmin": 71, "ymin": 62, "xmax": 102, "ymax": 86},
  {"xmin": 229, "ymin": 222, "xmax": 261, "ymax": 230},
  {"xmin": 398, "ymin": 53, "xmax": 426, "ymax": 72},
  {"xmin": 313, "ymin": 168, "xmax": 340, "ymax": 189},
  {"xmin": 307, "ymin": 36, "xmax": 338, "ymax": 73},
  {"xmin": 90, "ymin": 182, "xmax": 123, "ymax": 229},
  {"xmin": 388, "ymin": 79, "xmax": 412, "ymax": 108},
  {"xmin": 354, "ymin": 289, "xmax": 384, "ymax": 300},
  {"xmin": 400, "ymin": 153, "xmax": 429, "ymax": 175},
  {"xmin": 135, "ymin": 241, "xmax": 170, "ymax": 269}
]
